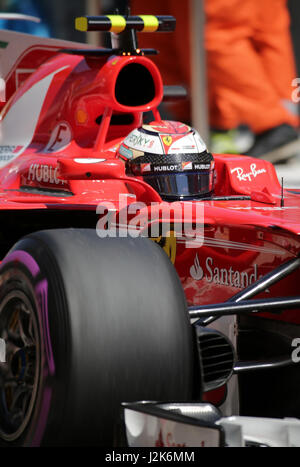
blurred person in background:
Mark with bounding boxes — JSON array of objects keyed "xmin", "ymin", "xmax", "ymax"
[
  {"xmin": 1, "ymin": 0, "xmax": 296, "ymax": 159},
  {"xmin": 130, "ymin": 0, "xmax": 299, "ymax": 159},
  {"xmin": 207, "ymin": 0, "xmax": 299, "ymax": 159}
]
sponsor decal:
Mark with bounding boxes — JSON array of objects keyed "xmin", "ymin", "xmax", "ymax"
[
  {"xmin": 153, "ymin": 164, "xmax": 181, "ymax": 172},
  {"xmin": 190, "ymin": 254, "xmax": 260, "ymax": 289},
  {"xmin": 152, "ymin": 230, "xmax": 177, "ymax": 264},
  {"xmin": 231, "ymin": 163, "xmax": 267, "ymax": 182},
  {"xmin": 141, "ymin": 163, "xmax": 151, "ymax": 173},
  {"xmin": 153, "ymin": 426, "xmax": 217, "ymax": 449},
  {"xmin": 124, "ymin": 129, "xmax": 161, "ymax": 154},
  {"xmin": 190, "ymin": 253, "xmax": 203, "ymax": 280},
  {"xmin": 167, "ymin": 133, "xmax": 199, "ymax": 155},
  {"xmin": 0, "ymin": 145, "xmax": 21, "ymax": 153},
  {"xmin": 155, "ymin": 429, "xmax": 186, "ymax": 447},
  {"xmin": 118, "ymin": 144, "xmax": 134, "ymax": 160},
  {"xmin": 126, "ymin": 131, "xmax": 156, "ymax": 149},
  {"xmin": 0, "ymin": 145, "xmax": 23, "ymax": 162},
  {"xmin": 194, "ymin": 163, "xmax": 211, "ymax": 170},
  {"xmin": 27, "ymin": 163, "xmax": 67, "ymax": 186},
  {"xmin": 45, "ymin": 122, "xmax": 72, "ymax": 153},
  {"xmin": 149, "ymin": 162, "xmax": 211, "ymax": 173},
  {"xmin": 172, "ymin": 146, "xmax": 196, "ymax": 151},
  {"xmin": 162, "ymin": 135, "xmax": 173, "ymax": 146},
  {"xmin": 182, "ymin": 161, "xmax": 193, "ymax": 171}
]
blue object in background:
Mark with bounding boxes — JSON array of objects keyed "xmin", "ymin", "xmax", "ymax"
[{"xmin": 0, "ymin": 0, "xmax": 51, "ymax": 36}]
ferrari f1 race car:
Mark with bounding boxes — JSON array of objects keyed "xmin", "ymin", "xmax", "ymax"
[{"xmin": 0, "ymin": 12, "xmax": 300, "ymax": 448}]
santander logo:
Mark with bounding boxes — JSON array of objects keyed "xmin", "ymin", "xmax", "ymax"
[
  {"xmin": 190, "ymin": 253, "xmax": 204, "ymax": 280},
  {"xmin": 155, "ymin": 429, "xmax": 186, "ymax": 447},
  {"xmin": 231, "ymin": 163, "xmax": 266, "ymax": 182},
  {"xmin": 190, "ymin": 254, "xmax": 260, "ymax": 290}
]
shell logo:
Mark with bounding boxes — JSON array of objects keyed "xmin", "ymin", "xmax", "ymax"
[{"xmin": 151, "ymin": 230, "xmax": 177, "ymax": 264}]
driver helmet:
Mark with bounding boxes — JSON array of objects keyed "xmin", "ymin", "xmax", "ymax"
[{"xmin": 118, "ymin": 121, "xmax": 215, "ymax": 200}]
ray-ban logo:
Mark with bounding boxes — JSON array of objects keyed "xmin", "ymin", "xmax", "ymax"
[
  {"xmin": 0, "ymin": 338, "xmax": 5, "ymax": 363},
  {"xmin": 230, "ymin": 163, "xmax": 266, "ymax": 182}
]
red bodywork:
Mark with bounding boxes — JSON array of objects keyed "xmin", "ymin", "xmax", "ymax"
[{"xmin": 0, "ymin": 29, "xmax": 299, "ymax": 332}]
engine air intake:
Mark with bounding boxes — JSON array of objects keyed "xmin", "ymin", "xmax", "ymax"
[{"xmin": 115, "ymin": 63, "xmax": 155, "ymax": 107}]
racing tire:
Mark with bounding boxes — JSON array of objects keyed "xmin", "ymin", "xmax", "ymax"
[{"xmin": 0, "ymin": 229, "xmax": 195, "ymax": 446}]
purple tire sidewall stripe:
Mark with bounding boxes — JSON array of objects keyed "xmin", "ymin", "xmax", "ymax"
[
  {"xmin": 30, "ymin": 388, "xmax": 52, "ymax": 447},
  {"xmin": 1, "ymin": 250, "xmax": 40, "ymax": 277},
  {"xmin": 35, "ymin": 279, "xmax": 55, "ymax": 376},
  {"xmin": 1, "ymin": 250, "xmax": 55, "ymax": 446}
]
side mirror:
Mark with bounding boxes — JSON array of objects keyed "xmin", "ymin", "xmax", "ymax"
[{"xmin": 57, "ymin": 157, "xmax": 126, "ymax": 180}]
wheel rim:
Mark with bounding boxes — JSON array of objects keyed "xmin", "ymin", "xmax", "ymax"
[{"xmin": 0, "ymin": 290, "xmax": 40, "ymax": 442}]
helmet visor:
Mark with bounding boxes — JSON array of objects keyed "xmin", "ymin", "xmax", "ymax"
[{"xmin": 143, "ymin": 170, "xmax": 214, "ymax": 200}]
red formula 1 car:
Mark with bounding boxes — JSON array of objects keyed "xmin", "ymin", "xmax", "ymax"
[{"xmin": 0, "ymin": 13, "xmax": 300, "ymax": 447}]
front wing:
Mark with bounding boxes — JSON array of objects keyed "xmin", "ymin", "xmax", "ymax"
[{"xmin": 123, "ymin": 401, "xmax": 300, "ymax": 447}]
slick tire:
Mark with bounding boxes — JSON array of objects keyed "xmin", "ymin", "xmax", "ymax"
[{"xmin": 0, "ymin": 229, "xmax": 195, "ymax": 446}]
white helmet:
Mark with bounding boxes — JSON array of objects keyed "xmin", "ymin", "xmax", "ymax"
[{"xmin": 118, "ymin": 120, "xmax": 215, "ymax": 200}]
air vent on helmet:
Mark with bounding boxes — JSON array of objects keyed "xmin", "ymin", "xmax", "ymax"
[{"xmin": 195, "ymin": 327, "xmax": 235, "ymax": 392}]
